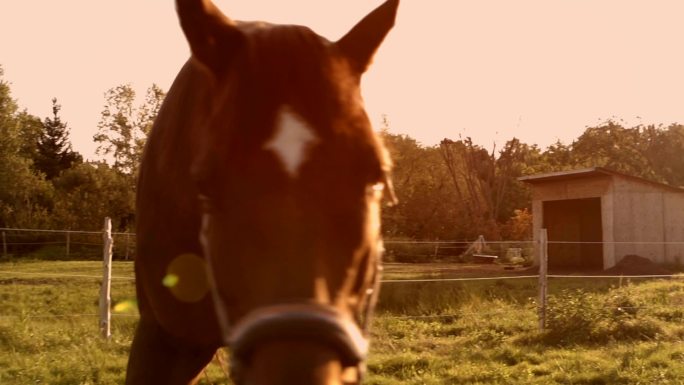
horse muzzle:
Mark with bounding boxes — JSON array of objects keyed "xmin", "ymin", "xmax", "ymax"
[{"xmin": 228, "ymin": 303, "xmax": 369, "ymax": 384}]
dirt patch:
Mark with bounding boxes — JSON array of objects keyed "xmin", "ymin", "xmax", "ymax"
[
  {"xmin": 604, "ymin": 255, "xmax": 672, "ymax": 275},
  {"xmin": 383, "ymin": 262, "xmax": 532, "ymax": 279}
]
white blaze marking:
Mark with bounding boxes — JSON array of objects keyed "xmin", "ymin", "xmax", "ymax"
[{"xmin": 263, "ymin": 106, "xmax": 319, "ymax": 178}]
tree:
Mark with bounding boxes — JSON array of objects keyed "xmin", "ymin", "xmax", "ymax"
[
  {"xmin": 51, "ymin": 162, "xmax": 135, "ymax": 231},
  {"xmin": 539, "ymin": 140, "xmax": 574, "ymax": 172},
  {"xmin": 570, "ymin": 121, "xmax": 660, "ymax": 181},
  {"xmin": 438, "ymin": 137, "xmax": 539, "ymax": 239},
  {"xmin": 501, "ymin": 208, "xmax": 533, "ymax": 241},
  {"xmin": 35, "ymin": 98, "xmax": 82, "ymax": 180},
  {"xmin": 439, "ymin": 138, "xmax": 500, "ymax": 238},
  {"xmin": 645, "ymin": 124, "xmax": 684, "ymax": 187},
  {"xmin": 566, "ymin": 120, "xmax": 684, "ymax": 186},
  {"xmin": 15, "ymin": 111, "xmax": 44, "ymax": 162},
  {"xmin": 381, "ymin": 131, "xmax": 457, "ymax": 240},
  {"xmin": 93, "ymin": 84, "xmax": 165, "ymax": 175},
  {"xmin": 0, "ymin": 65, "xmax": 53, "ymax": 228}
]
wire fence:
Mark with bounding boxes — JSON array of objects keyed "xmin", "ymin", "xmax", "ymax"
[
  {"xmin": 1, "ymin": 268, "xmax": 681, "ymax": 326},
  {"xmin": 1, "ymin": 227, "xmax": 538, "ymax": 266},
  {"xmin": 1, "ymin": 225, "xmax": 684, "ymax": 332},
  {"xmin": 0, "ymin": 227, "xmax": 135, "ymax": 260},
  {"xmin": 384, "ymin": 238, "xmax": 535, "ymax": 264}
]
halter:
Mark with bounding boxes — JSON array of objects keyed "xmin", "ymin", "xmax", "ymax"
[
  {"xmin": 200, "ymin": 176, "xmax": 393, "ymax": 385},
  {"xmin": 227, "ymin": 181, "xmax": 391, "ymax": 383},
  {"xmin": 228, "ymin": 304, "xmax": 365, "ymax": 384},
  {"xmin": 227, "ymin": 250, "xmax": 384, "ymax": 385}
]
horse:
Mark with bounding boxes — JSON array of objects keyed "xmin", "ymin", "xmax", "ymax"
[{"xmin": 126, "ymin": 0, "xmax": 398, "ymax": 384}]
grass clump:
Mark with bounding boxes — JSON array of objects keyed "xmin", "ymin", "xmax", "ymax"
[{"xmin": 542, "ymin": 282, "xmax": 682, "ymax": 345}]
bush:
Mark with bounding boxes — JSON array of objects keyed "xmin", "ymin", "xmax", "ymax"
[
  {"xmin": 543, "ymin": 287, "xmax": 664, "ymax": 345},
  {"xmin": 384, "ymin": 243, "xmax": 440, "ymax": 263},
  {"xmin": 544, "ymin": 289, "xmax": 602, "ymax": 344}
]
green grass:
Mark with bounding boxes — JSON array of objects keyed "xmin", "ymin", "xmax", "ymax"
[
  {"xmin": 1, "ymin": 260, "xmax": 684, "ymax": 384},
  {"xmin": 369, "ymin": 278, "xmax": 684, "ymax": 384}
]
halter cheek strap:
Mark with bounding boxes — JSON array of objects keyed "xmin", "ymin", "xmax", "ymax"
[{"xmin": 228, "ymin": 303, "xmax": 369, "ymax": 384}]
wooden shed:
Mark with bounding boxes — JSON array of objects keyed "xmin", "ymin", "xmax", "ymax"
[{"xmin": 519, "ymin": 167, "xmax": 684, "ymax": 270}]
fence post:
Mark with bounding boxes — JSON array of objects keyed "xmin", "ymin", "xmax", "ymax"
[
  {"xmin": 65, "ymin": 232, "xmax": 70, "ymax": 259},
  {"xmin": 125, "ymin": 232, "xmax": 130, "ymax": 260},
  {"xmin": 538, "ymin": 228, "xmax": 548, "ymax": 331},
  {"xmin": 2, "ymin": 231, "xmax": 6, "ymax": 258},
  {"xmin": 99, "ymin": 217, "xmax": 113, "ymax": 339}
]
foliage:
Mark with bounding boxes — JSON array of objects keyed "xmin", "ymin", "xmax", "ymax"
[
  {"xmin": 543, "ymin": 286, "xmax": 666, "ymax": 345},
  {"xmin": 0, "ymin": 67, "xmax": 134, "ymax": 231},
  {"xmin": 6, "ymin": 62, "xmax": 684, "ymax": 250},
  {"xmin": 383, "ymin": 118, "xmax": 684, "ymax": 244},
  {"xmin": 501, "ymin": 208, "xmax": 533, "ymax": 241},
  {"xmin": 93, "ymin": 84, "xmax": 165, "ymax": 175},
  {"xmin": 0, "ymin": 66, "xmax": 53, "ymax": 228},
  {"xmin": 384, "ymin": 242, "xmax": 441, "ymax": 263},
  {"xmin": 51, "ymin": 162, "xmax": 135, "ymax": 231},
  {"xmin": 569, "ymin": 120, "xmax": 684, "ymax": 187},
  {"xmin": 438, "ymin": 137, "xmax": 539, "ymax": 240},
  {"xmin": 34, "ymin": 98, "xmax": 83, "ymax": 180},
  {"xmin": 381, "ymin": 130, "xmax": 457, "ymax": 240}
]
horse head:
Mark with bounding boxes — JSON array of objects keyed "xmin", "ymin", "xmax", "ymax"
[{"xmin": 128, "ymin": 1, "xmax": 398, "ymax": 384}]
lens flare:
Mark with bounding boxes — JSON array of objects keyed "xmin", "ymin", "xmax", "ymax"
[{"xmin": 164, "ymin": 253, "xmax": 210, "ymax": 303}]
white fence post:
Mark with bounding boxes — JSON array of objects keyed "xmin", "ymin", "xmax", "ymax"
[
  {"xmin": 99, "ymin": 217, "xmax": 113, "ymax": 339},
  {"xmin": 538, "ymin": 228, "xmax": 548, "ymax": 331}
]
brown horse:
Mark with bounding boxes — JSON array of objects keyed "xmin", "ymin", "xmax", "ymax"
[{"xmin": 126, "ymin": 0, "xmax": 398, "ymax": 384}]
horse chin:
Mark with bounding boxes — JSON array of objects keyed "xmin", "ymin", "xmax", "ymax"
[{"xmin": 238, "ymin": 340, "xmax": 345, "ymax": 385}]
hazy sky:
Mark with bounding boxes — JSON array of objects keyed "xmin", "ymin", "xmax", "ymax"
[{"xmin": 3, "ymin": 1, "xmax": 684, "ymax": 160}]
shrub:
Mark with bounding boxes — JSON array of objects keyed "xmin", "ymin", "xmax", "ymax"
[
  {"xmin": 384, "ymin": 242, "xmax": 437, "ymax": 263},
  {"xmin": 542, "ymin": 287, "xmax": 664, "ymax": 345}
]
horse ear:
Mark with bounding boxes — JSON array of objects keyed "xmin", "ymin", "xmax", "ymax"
[
  {"xmin": 336, "ymin": 0, "xmax": 399, "ymax": 74},
  {"xmin": 176, "ymin": 0, "xmax": 244, "ymax": 74}
]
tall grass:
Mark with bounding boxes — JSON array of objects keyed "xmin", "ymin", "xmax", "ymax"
[{"xmin": 1, "ymin": 260, "xmax": 684, "ymax": 384}]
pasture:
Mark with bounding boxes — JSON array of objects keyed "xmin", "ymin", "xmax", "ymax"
[{"xmin": 1, "ymin": 260, "xmax": 684, "ymax": 384}]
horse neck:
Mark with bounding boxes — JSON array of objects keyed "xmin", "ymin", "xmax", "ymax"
[{"xmin": 242, "ymin": 340, "xmax": 343, "ymax": 385}]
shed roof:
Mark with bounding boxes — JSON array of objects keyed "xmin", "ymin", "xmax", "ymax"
[{"xmin": 518, "ymin": 167, "xmax": 684, "ymax": 193}]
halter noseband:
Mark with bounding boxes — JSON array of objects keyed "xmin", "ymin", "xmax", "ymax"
[
  {"xmin": 227, "ymin": 237, "xmax": 385, "ymax": 384},
  {"xmin": 229, "ymin": 303, "xmax": 370, "ymax": 384}
]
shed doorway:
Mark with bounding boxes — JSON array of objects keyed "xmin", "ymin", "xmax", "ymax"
[{"xmin": 543, "ymin": 198, "xmax": 603, "ymax": 270}]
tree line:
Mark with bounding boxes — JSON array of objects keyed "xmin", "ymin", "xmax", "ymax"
[
  {"xmin": 0, "ymin": 66, "xmax": 163, "ymax": 231},
  {"xmin": 3, "ymin": 65, "xmax": 684, "ymax": 241},
  {"xmin": 382, "ymin": 119, "xmax": 684, "ymax": 241}
]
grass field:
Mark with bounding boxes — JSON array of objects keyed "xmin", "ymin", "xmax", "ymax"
[{"xmin": 1, "ymin": 260, "xmax": 684, "ymax": 384}]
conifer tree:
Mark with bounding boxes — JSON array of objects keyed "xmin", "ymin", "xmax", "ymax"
[{"xmin": 35, "ymin": 98, "xmax": 82, "ymax": 179}]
